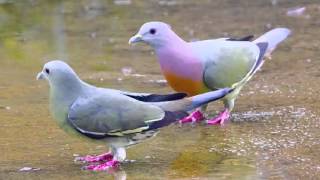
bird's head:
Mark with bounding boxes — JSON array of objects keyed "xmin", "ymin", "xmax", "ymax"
[
  {"xmin": 129, "ymin": 21, "xmax": 174, "ymax": 48},
  {"xmin": 37, "ymin": 60, "xmax": 79, "ymax": 86}
]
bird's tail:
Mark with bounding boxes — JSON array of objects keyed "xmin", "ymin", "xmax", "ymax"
[
  {"xmin": 147, "ymin": 88, "xmax": 231, "ymax": 129},
  {"xmin": 186, "ymin": 88, "xmax": 232, "ymax": 111},
  {"xmin": 253, "ymin": 28, "xmax": 291, "ymax": 57},
  {"xmin": 152, "ymin": 88, "xmax": 231, "ymax": 114}
]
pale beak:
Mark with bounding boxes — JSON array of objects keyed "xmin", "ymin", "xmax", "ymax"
[
  {"xmin": 128, "ymin": 34, "xmax": 143, "ymax": 45},
  {"xmin": 36, "ymin": 72, "xmax": 45, "ymax": 80}
]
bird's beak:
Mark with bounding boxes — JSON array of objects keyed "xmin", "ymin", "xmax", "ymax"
[
  {"xmin": 36, "ymin": 72, "xmax": 45, "ymax": 80},
  {"xmin": 128, "ymin": 34, "xmax": 143, "ymax": 45}
]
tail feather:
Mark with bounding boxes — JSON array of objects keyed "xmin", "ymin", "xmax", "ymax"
[
  {"xmin": 227, "ymin": 35, "xmax": 254, "ymax": 42},
  {"xmin": 187, "ymin": 88, "xmax": 232, "ymax": 111},
  {"xmin": 148, "ymin": 111, "xmax": 189, "ymax": 130},
  {"xmin": 253, "ymin": 28, "xmax": 291, "ymax": 55}
]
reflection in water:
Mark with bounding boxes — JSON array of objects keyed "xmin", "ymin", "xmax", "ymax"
[
  {"xmin": 113, "ymin": 169, "xmax": 126, "ymax": 180},
  {"xmin": 0, "ymin": 0, "xmax": 319, "ymax": 179},
  {"xmin": 105, "ymin": 167, "xmax": 127, "ymax": 180}
]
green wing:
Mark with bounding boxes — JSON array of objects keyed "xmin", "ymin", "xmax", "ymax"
[{"xmin": 191, "ymin": 40, "xmax": 260, "ymax": 89}]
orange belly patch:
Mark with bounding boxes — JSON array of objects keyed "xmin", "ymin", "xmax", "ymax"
[{"xmin": 163, "ymin": 71, "xmax": 209, "ymax": 96}]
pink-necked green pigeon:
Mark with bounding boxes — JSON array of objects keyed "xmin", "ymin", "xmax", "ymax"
[{"xmin": 129, "ymin": 21, "xmax": 291, "ymax": 125}]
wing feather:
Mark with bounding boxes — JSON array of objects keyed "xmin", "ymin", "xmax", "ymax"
[{"xmin": 189, "ymin": 40, "xmax": 260, "ymax": 89}]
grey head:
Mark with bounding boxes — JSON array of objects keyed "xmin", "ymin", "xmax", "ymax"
[
  {"xmin": 36, "ymin": 60, "xmax": 87, "ymax": 109},
  {"xmin": 129, "ymin": 21, "xmax": 182, "ymax": 48},
  {"xmin": 37, "ymin": 60, "xmax": 82, "ymax": 88}
]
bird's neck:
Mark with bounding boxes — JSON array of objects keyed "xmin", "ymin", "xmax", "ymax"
[
  {"xmin": 154, "ymin": 30, "xmax": 189, "ymax": 60},
  {"xmin": 155, "ymin": 41, "xmax": 199, "ymax": 76},
  {"xmin": 155, "ymin": 37, "xmax": 188, "ymax": 64},
  {"xmin": 49, "ymin": 77, "xmax": 85, "ymax": 126},
  {"xmin": 152, "ymin": 30, "xmax": 186, "ymax": 49}
]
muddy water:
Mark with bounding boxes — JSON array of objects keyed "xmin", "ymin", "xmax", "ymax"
[{"xmin": 0, "ymin": 0, "xmax": 319, "ymax": 179}]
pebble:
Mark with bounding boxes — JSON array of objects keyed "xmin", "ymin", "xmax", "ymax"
[
  {"xmin": 114, "ymin": 0, "xmax": 131, "ymax": 6},
  {"xmin": 19, "ymin": 167, "xmax": 41, "ymax": 172}
]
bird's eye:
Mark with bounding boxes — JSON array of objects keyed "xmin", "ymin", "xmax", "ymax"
[
  {"xmin": 149, "ymin": 28, "xmax": 156, "ymax": 35},
  {"xmin": 45, "ymin": 68, "xmax": 50, "ymax": 74}
]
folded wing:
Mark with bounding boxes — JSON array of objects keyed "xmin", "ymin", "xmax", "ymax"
[{"xmin": 67, "ymin": 93, "xmax": 165, "ymax": 138}]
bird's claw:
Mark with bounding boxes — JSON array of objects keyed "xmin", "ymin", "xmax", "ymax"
[
  {"xmin": 74, "ymin": 152, "xmax": 113, "ymax": 163},
  {"xmin": 206, "ymin": 109, "xmax": 230, "ymax": 125},
  {"xmin": 82, "ymin": 160, "xmax": 120, "ymax": 171},
  {"xmin": 178, "ymin": 110, "xmax": 204, "ymax": 126}
]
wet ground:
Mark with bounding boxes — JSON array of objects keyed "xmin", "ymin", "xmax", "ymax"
[{"xmin": 0, "ymin": 0, "xmax": 319, "ymax": 179}]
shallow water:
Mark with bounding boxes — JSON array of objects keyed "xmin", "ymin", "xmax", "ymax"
[{"xmin": 0, "ymin": 0, "xmax": 319, "ymax": 179}]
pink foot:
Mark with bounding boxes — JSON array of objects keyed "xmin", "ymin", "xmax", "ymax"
[
  {"xmin": 83, "ymin": 160, "xmax": 120, "ymax": 171},
  {"xmin": 75, "ymin": 152, "xmax": 113, "ymax": 163},
  {"xmin": 206, "ymin": 109, "xmax": 230, "ymax": 125},
  {"xmin": 179, "ymin": 110, "xmax": 204, "ymax": 124}
]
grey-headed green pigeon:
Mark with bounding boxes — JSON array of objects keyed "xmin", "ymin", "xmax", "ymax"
[{"xmin": 37, "ymin": 60, "xmax": 231, "ymax": 171}]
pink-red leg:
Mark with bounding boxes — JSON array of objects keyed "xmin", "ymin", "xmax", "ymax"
[
  {"xmin": 83, "ymin": 160, "xmax": 120, "ymax": 171},
  {"xmin": 178, "ymin": 110, "xmax": 205, "ymax": 124},
  {"xmin": 206, "ymin": 109, "xmax": 230, "ymax": 125},
  {"xmin": 75, "ymin": 152, "xmax": 113, "ymax": 163}
]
